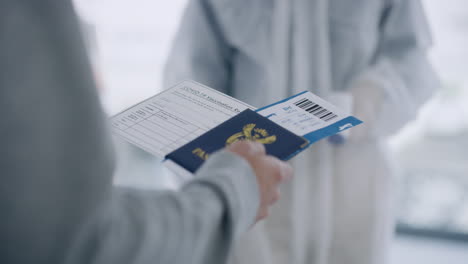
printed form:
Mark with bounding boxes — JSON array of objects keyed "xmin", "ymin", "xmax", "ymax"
[
  {"xmin": 255, "ymin": 90, "xmax": 361, "ymax": 144},
  {"xmin": 111, "ymin": 81, "xmax": 362, "ymax": 165},
  {"xmin": 111, "ymin": 81, "xmax": 252, "ymax": 158}
]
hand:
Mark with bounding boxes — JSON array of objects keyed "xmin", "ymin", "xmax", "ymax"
[{"xmin": 227, "ymin": 140, "xmax": 293, "ymax": 222}]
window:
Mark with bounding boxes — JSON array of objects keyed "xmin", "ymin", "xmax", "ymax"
[
  {"xmin": 74, "ymin": 0, "xmax": 188, "ymax": 115},
  {"xmin": 392, "ymin": 0, "xmax": 468, "ymax": 241},
  {"xmin": 73, "ymin": 0, "xmax": 189, "ymax": 189}
]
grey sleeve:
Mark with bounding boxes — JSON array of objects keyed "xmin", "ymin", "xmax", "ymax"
[
  {"xmin": 164, "ymin": 0, "xmax": 233, "ymax": 93},
  {"xmin": 0, "ymin": 1, "xmax": 258, "ymax": 264},
  {"xmin": 66, "ymin": 151, "xmax": 259, "ymax": 264}
]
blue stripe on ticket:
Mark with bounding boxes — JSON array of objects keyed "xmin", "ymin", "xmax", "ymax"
[{"xmin": 302, "ymin": 116, "xmax": 363, "ymax": 143}]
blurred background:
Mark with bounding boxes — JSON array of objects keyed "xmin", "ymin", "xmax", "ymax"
[{"xmin": 73, "ymin": 0, "xmax": 468, "ymax": 263}]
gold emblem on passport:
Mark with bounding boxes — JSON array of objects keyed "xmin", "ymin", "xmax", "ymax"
[
  {"xmin": 192, "ymin": 148, "xmax": 210, "ymax": 161},
  {"xmin": 192, "ymin": 123, "xmax": 277, "ymax": 161},
  {"xmin": 226, "ymin": 123, "xmax": 277, "ymax": 145}
]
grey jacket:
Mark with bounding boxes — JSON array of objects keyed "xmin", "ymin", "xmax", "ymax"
[{"xmin": 0, "ymin": 1, "xmax": 258, "ymax": 264}]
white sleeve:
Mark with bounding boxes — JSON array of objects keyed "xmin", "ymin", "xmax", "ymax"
[{"xmin": 350, "ymin": 0, "xmax": 439, "ymax": 137}]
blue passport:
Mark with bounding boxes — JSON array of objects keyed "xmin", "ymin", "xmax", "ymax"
[{"xmin": 165, "ymin": 109, "xmax": 310, "ymax": 174}]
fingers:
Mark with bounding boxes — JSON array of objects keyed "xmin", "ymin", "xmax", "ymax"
[
  {"xmin": 257, "ymin": 155, "xmax": 293, "ymax": 183},
  {"xmin": 227, "ymin": 140, "xmax": 266, "ymax": 160},
  {"xmin": 226, "ymin": 140, "xmax": 293, "ymax": 223},
  {"xmin": 252, "ymin": 155, "xmax": 292, "ymax": 222},
  {"xmin": 270, "ymin": 188, "xmax": 280, "ymax": 204},
  {"xmin": 256, "ymin": 187, "xmax": 281, "ymax": 221},
  {"xmin": 256, "ymin": 207, "xmax": 270, "ymax": 221},
  {"xmin": 280, "ymin": 162, "xmax": 294, "ymax": 181}
]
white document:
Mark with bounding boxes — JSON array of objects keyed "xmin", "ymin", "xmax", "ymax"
[
  {"xmin": 257, "ymin": 91, "xmax": 344, "ymax": 136},
  {"xmin": 256, "ymin": 91, "xmax": 361, "ymax": 144},
  {"xmin": 111, "ymin": 81, "xmax": 362, "ymax": 180},
  {"xmin": 111, "ymin": 81, "xmax": 252, "ymax": 158}
]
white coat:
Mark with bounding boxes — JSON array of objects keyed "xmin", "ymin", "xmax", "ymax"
[{"xmin": 164, "ymin": 0, "xmax": 438, "ymax": 263}]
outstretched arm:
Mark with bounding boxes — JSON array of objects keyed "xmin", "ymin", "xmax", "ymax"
[
  {"xmin": 350, "ymin": 0, "xmax": 439, "ymax": 139},
  {"xmin": 65, "ymin": 151, "xmax": 260, "ymax": 264}
]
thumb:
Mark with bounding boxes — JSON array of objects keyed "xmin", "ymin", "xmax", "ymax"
[{"xmin": 227, "ymin": 140, "xmax": 266, "ymax": 159}]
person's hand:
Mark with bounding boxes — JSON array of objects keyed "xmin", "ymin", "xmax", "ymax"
[{"xmin": 227, "ymin": 140, "xmax": 293, "ymax": 222}]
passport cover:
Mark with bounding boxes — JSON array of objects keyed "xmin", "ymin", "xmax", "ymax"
[{"xmin": 165, "ymin": 109, "xmax": 310, "ymax": 174}]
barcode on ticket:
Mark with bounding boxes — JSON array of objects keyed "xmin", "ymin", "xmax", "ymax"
[{"xmin": 294, "ymin": 98, "xmax": 337, "ymax": 122}]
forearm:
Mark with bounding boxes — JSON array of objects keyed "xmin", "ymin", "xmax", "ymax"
[
  {"xmin": 350, "ymin": 47, "xmax": 438, "ymax": 138},
  {"xmin": 65, "ymin": 151, "xmax": 259, "ymax": 264},
  {"xmin": 349, "ymin": 0, "xmax": 439, "ymax": 137}
]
